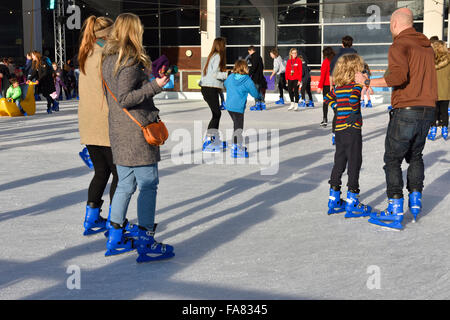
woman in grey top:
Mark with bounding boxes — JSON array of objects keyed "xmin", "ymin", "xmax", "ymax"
[
  {"xmin": 101, "ymin": 13, "xmax": 174, "ymax": 262},
  {"xmin": 270, "ymin": 48, "xmax": 286, "ymax": 105},
  {"xmin": 200, "ymin": 37, "xmax": 228, "ymax": 152}
]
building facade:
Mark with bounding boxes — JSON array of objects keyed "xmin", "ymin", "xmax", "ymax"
[{"xmin": 1, "ymin": 0, "xmax": 449, "ymax": 91}]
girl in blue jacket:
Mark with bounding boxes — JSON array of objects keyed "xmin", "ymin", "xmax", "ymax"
[{"xmin": 224, "ymin": 59, "xmax": 261, "ymax": 158}]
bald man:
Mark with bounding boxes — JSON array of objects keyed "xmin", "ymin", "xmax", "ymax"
[{"xmin": 356, "ymin": 8, "xmax": 437, "ymax": 230}]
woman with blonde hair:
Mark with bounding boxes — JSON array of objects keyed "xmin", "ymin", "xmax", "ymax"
[
  {"xmin": 324, "ymin": 53, "xmax": 373, "ymax": 219},
  {"xmin": 199, "ymin": 37, "xmax": 228, "ymax": 152},
  {"xmin": 224, "ymin": 59, "xmax": 261, "ymax": 157},
  {"xmin": 285, "ymin": 48, "xmax": 302, "ymax": 111},
  {"xmin": 428, "ymin": 40, "xmax": 450, "ymax": 140},
  {"xmin": 101, "ymin": 13, "xmax": 174, "ymax": 262},
  {"xmin": 77, "ymin": 15, "xmax": 117, "ymax": 237}
]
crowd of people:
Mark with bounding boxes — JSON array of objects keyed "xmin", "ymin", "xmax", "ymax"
[
  {"xmin": 4, "ymin": 7, "xmax": 448, "ymax": 263},
  {"xmin": 0, "ymin": 52, "xmax": 80, "ymax": 114}
]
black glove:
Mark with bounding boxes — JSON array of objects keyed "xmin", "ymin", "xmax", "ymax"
[{"xmin": 346, "ymin": 112, "xmax": 362, "ymax": 125}]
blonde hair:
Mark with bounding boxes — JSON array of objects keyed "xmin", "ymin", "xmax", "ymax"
[
  {"xmin": 102, "ymin": 13, "xmax": 151, "ymax": 75},
  {"xmin": 332, "ymin": 54, "xmax": 365, "ymax": 87},
  {"xmin": 232, "ymin": 59, "xmax": 249, "ymax": 75},
  {"xmin": 289, "ymin": 48, "xmax": 298, "ymax": 60},
  {"xmin": 431, "ymin": 40, "xmax": 450, "ymax": 69},
  {"xmin": 79, "ymin": 16, "xmax": 114, "ymax": 74}
]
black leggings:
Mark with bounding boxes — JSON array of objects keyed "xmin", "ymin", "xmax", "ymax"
[
  {"xmin": 43, "ymin": 93, "xmax": 55, "ymax": 111},
  {"xmin": 86, "ymin": 145, "xmax": 118, "ymax": 207},
  {"xmin": 228, "ymin": 111, "xmax": 244, "ymax": 144},
  {"xmin": 201, "ymin": 87, "xmax": 222, "ymax": 130},
  {"xmin": 301, "ymin": 77, "xmax": 313, "ymax": 101},
  {"xmin": 322, "ymin": 85, "xmax": 331, "ymax": 122},
  {"xmin": 435, "ymin": 100, "xmax": 449, "ymax": 127},
  {"xmin": 287, "ymin": 80, "xmax": 299, "ymax": 103}
]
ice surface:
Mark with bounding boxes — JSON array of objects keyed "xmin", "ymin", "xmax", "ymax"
[{"xmin": 0, "ymin": 99, "xmax": 449, "ymax": 300}]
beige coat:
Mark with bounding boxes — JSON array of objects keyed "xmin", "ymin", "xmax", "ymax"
[
  {"xmin": 436, "ymin": 56, "xmax": 450, "ymax": 101},
  {"xmin": 78, "ymin": 42, "xmax": 110, "ymax": 146}
]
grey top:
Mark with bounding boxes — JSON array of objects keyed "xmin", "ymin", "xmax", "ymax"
[
  {"xmin": 199, "ymin": 53, "xmax": 228, "ymax": 89},
  {"xmin": 273, "ymin": 56, "xmax": 286, "ymax": 75},
  {"xmin": 102, "ymin": 54, "xmax": 163, "ymax": 166}
]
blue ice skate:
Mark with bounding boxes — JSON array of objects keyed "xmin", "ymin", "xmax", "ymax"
[
  {"xmin": 327, "ymin": 188, "xmax": 346, "ymax": 215},
  {"xmin": 344, "ymin": 191, "xmax": 372, "ymax": 218},
  {"xmin": 135, "ymin": 228, "xmax": 174, "ymax": 263},
  {"xmin": 260, "ymin": 102, "xmax": 266, "ymax": 110},
  {"xmin": 360, "ymin": 101, "xmax": 365, "ymax": 108},
  {"xmin": 275, "ymin": 97, "xmax": 285, "ymax": 105},
  {"xmin": 202, "ymin": 136, "xmax": 226, "ymax": 153},
  {"xmin": 220, "ymin": 101, "xmax": 226, "ymax": 110},
  {"xmin": 250, "ymin": 101, "xmax": 261, "ymax": 111},
  {"xmin": 368, "ymin": 198, "xmax": 404, "ymax": 230},
  {"xmin": 230, "ymin": 144, "xmax": 249, "ymax": 158},
  {"xmin": 105, "ymin": 223, "xmax": 136, "ymax": 256},
  {"xmin": 387, "ymin": 105, "xmax": 392, "ymax": 111},
  {"xmin": 427, "ymin": 126, "xmax": 437, "ymax": 141},
  {"xmin": 298, "ymin": 100, "xmax": 306, "ymax": 108},
  {"xmin": 331, "ymin": 133, "xmax": 335, "ymax": 146},
  {"xmin": 83, "ymin": 202, "xmax": 107, "ymax": 236},
  {"xmin": 442, "ymin": 126, "xmax": 448, "ymax": 140},
  {"xmin": 79, "ymin": 147, "xmax": 94, "ymax": 169},
  {"xmin": 408, "ymin": 191, "xmax": 422, "ymax": 222},
  {"xmin": 366, "ymin": 100, "xmax": 372, "ymax": 108},
  {"xmin": 306, "ymin": 100, "xmax": 314, "ymax": 108}
]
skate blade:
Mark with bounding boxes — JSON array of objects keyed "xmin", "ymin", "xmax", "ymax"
[
  {"xmin": 368, "ymin": 218, "xmax": 403, "ymax": 231},
  {"xmin": 105, "ymin": 247, "xmax": 135, "ymax": 257},
  {"xmin": 345, "ymin": 212, "xmax": 371, "ymax": 218},
  {"xmin": 83, "ymin": 227, "xmax": 107, "ymax": 236},
  {"xmin": 136, "ymin": 252, "xmax": 175, "ymax": 263}
]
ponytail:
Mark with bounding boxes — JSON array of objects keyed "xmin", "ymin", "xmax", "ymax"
[{"xmin": 79, "ymin": 16, "xmax": 113, "ymax": 74}]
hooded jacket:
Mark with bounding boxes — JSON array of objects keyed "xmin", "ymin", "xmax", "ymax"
[
  {"xmin": 224, "ymin": 73, "xmax": 261, "ymax": 114},
  {"xmin": 384, "ymin": 27, "xmax": 437, "ymax": 108}
]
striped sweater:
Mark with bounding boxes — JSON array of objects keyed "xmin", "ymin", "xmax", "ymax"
[{"xmin": 324, "ymin": 83, "xmax": 363, "ymax": 131}]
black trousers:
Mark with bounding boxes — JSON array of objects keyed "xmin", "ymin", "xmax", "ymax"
[
  {"xmin": 228, "ymin": 110, "xmax": 244, "ymax": 144},
  {"xmin": 435, "ymin": 100, "xmax": 449, "ymax": 127},
  {"xmin": 201, "ymin": 86, "xmax": 222, "ymax": 130},
  {"xmin": 277, "ymin": 73, "xmax": 287, "ymax": 98},
  {"xmin": 329, "ymin": 128, "xmax": 363, "ymax": 192},
  {"xmin": 301, "ymin": 77, "xmax": 313, "ymax": 101},
  {"xmin": 287, "ymin": 80, "xmax": 299, "ymax": 103},
  {"xmin": 86, "ymin": 145, "xmax": 118, "ymax": 206},
  {"xmin": 43, "ymin": 93, "xmax": 55, "ymax": 111},
  {"xmin": 322, "ymin": 85, "xmax": 331, "ymax": 122},
  {"xmin": 384, "ymin": 107, "xmax": 434, "ymax": 198}
]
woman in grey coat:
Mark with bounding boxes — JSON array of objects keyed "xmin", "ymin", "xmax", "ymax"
[{"xmin": 101, "ymin": 13, "xmax": 174, "ymax": 262}]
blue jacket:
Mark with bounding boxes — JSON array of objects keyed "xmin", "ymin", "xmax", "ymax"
[{"xmin": 224, "ymin": 73, "xmax": 261, "ymax": 114}]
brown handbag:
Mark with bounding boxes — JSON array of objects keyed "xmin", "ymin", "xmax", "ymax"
[{"xmin": 102, "ymin": 73, "xmax": 169, "ymax": 146}]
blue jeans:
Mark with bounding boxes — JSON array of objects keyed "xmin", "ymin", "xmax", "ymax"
[
  {"xmin": 383, "ymin": 107, "xmax": 435, "ymax": 198},
  {"xmin": 110, "ymin": 163, "xmax": 159, "ymax": 230}
]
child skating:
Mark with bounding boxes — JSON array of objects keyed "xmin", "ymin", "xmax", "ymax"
[
  {"xmin": 324, "ymin": 54, "xmax": 373, "ymax": 218},
  {"xmin": 224, "ymin": 59, "xmax": 261, "ymax": 158}
]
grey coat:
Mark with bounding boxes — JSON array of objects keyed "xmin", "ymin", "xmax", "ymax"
[{"xmin": 102, "ymin": 54, "xmax": 163, "ymax": 166}]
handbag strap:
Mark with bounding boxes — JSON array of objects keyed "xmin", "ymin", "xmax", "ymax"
[{"xmin": 101, "ymin": 71, "xmax": 147, "ymax": 129}]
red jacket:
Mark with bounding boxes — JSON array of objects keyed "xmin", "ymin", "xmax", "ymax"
[
  {"xmin": 318, "ymin": 58, "xmax": 331, "ymax": 89},
  {"xmin": 285, "ymin": 58, "xmax": 302, "ymax": 81}
]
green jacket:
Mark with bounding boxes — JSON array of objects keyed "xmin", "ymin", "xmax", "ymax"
[{"xmin": 6, "ymin": 85, "xmax": 22, "ymax": 101}]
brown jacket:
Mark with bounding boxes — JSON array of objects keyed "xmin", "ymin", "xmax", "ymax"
[
  {"xmin": 78, "ymin": 41, "xmax": 110, "ymax": 147},
  {"xmin": 384, "ymin": 27, "xmax": 437, "ymax": 108},
  {"xmin": 436, "ymin": 54, "xmax": 450, "ymax": 101}
]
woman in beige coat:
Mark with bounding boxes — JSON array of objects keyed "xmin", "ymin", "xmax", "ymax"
[
  {"xmin": 78, "ymin": 16, "xmax": 116, "ymax": 235},
  {"xmin": 429, "ymin": 40, "xmax": 450, "ymax": 140}
]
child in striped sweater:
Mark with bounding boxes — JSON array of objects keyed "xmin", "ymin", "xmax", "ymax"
[{"xmin": 324, "ymin": 53, "xmax": 373, "ymax": 218}]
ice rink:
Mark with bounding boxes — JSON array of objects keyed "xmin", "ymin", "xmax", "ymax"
[{"xmin": 0, "ymin": 98, "xmax": 449, "ymax": 300}]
